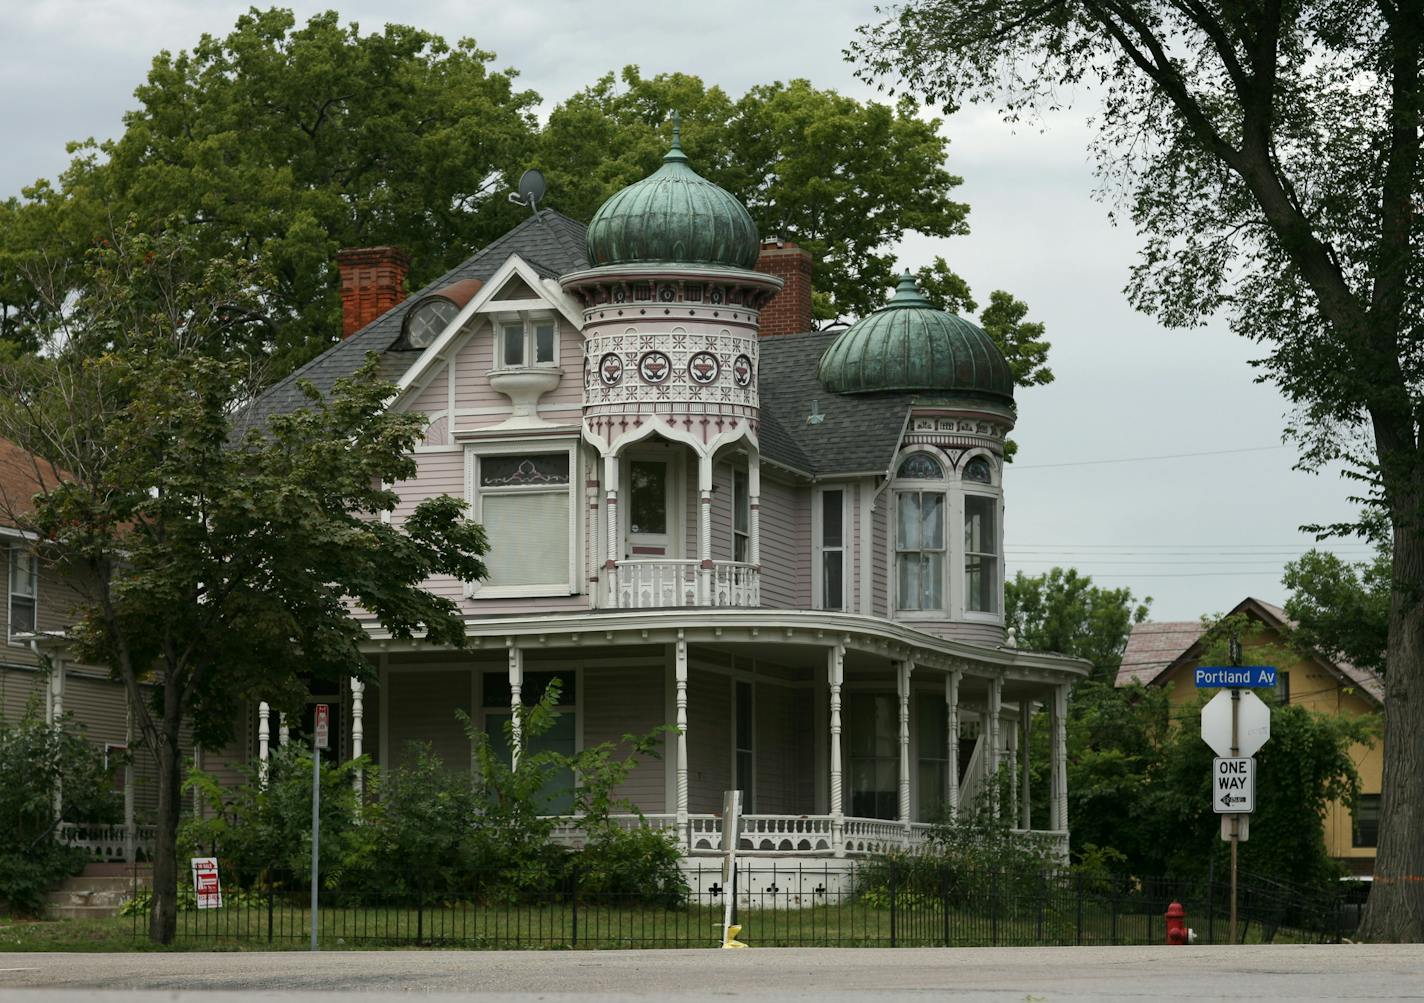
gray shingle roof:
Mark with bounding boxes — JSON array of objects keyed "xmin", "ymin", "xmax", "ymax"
[
  {"xmin": 242, "ymin": 210, "xmax": 588, "ymax": 431},
  {"xmin": 758, "ymin": 330, "xmax": 914, "ymax": 477}
]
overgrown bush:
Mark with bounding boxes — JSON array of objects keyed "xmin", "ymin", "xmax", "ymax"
[
  {"xmin": 0, "ymin": 703, "xmax": 120, "ymax": 916},
  {"xmin": 183, "ymin": 745, "xmax": 372, "ymax": 894}
]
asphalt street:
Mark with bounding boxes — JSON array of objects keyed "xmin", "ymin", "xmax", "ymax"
[{"xmin": 2, "ymin": 944, "xmax": 1423, "ymax": 1001}]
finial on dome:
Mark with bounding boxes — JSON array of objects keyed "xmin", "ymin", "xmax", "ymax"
[
  {"xmin": 664, "ymin": 110, "xmax": 689, "ymax": 164},
  {"xmin": 890, "ymin": 269, "xmax": 931, "ymax": 307}
]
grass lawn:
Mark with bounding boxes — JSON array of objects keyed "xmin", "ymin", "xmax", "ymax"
[{"xmin": 0, "ymin": 899, "xmax": 1333, "ymax": 952}]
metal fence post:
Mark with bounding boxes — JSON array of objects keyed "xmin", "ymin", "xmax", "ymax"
[
  {"xmin": 571, "ymin": 860, "xmax": 579, "ymax": 949},
  {"xmin": 1206, "ymin": 856, "xmax": 1216, "ymax": 945},
  {"xmin": 991, "ymin": 867, "xmax": 999, "ymax": 947},
  {"xmin": 1075, "ymin": 871, "xmax": 1084, "ymax": 946},
  {"xmin": 889, "ymin": 859, "xmax": 898, "ymax": 948},
  {"xmin": 941, "ymin": 866, "xmax": 950, "ymax": 948}
]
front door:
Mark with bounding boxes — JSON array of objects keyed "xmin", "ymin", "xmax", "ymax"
[{"xmin": 625, "ymin": 453, "xmax": 679, "ymax": 558}]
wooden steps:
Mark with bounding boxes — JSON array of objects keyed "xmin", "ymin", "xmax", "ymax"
[{"xmin": 45, "ymin": 863, "xmax": 151, "ymax": 920}]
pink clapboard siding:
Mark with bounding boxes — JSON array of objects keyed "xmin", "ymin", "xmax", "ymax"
[
  {"xmin": 686, "ymin": 666, "xmax": 732, "ymax": 814},
  {"xmin": 756, "ymin": 474, "xmax": 810, "ymax": 609},
  {"xmin": 450, "ymin": 318, "xmax": 584, "ymax": 434},
  {"xmin": 582, "ymin": 661, "xmax": 666, "ymax": 813}
]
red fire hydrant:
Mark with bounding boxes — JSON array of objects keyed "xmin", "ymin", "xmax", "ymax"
[{"xmin": 1165, "ymin": 901, "xmax": 1192, "ymax": 945}]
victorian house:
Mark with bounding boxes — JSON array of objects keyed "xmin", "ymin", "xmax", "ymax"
[{"xmin": 220, "ymin": 129, "xmax": 1089, "ymax": 866}]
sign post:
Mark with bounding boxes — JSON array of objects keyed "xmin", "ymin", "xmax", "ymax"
[
  {"xmin": 191, "ymin": 857, "xmax": 222, "ymax": 910},
  {"xmin": 720, "ymin": 789, "xmax": 743, "ymax": 948},
  {"xmin": 311, "ymin": 703, "xmax": 329, "ymax": 953},
  {"xmin": 1197, "ymin": 636, "xmax": 1272, "ymax": 945}
]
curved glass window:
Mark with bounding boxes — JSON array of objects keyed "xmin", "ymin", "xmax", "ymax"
[
  {"xmin": 403, "ymin": 297, "xmax": 459, "ymax": 349},
  {"xmin": 963, "ymin": 456, "xmax": 993, "ymax": 484},
  {"xmin": 896, "ymin": 490, "xmax": 945, "ymax": 611},
  {"xmin": 897, "ymin": 453, "xmax": 944, "ymax": 480},
  {"xmin": 964, "ymin": 495, "xmax": 998, "ymax": 613}
]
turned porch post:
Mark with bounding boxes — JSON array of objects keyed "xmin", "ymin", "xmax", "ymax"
[
  {"xmin": 986, "ymin": 674, "xmax": 1003, "ymax": 815},
  {"xmin": 46, "ymin": 656, "xmax": 65, "ymax": 816},
  {"xmin": 350, "ymin": 676, "xmax": 365, "ymax": 803},
  {"xmin": 604, "ymin": 453, "xmax": 621, "ymax": 607},
  {"xmin": 945, "ymin": 669, "xmax": 961, "ymax": 817},
  {"xmin": 747, "ymin": 448, "xmax": 761, "ymax": 569},
  {"xmin": 897, "ymin": 660, "xmax": 913, "ymax": 828},
  {"xmin": 1050, "ymin": 684, "xmax": 1069, "ymax": 831},
  {"xmin": 828, "ymin": 643, "xmax": 845, "ymax": 855},
  {"xmin": 697, "ymin": 454, "xmax": 714, "ymax": 605},
  {"xmin": 1020, "ymin": 699, "xmax": 1032, "ymax": 830},
  {"xmin": 257, "ymin": 702, "xmax": 271, "ymax": 786},
  {"xmin": 675, "ymin": 633, "xmax": 689, "ymax": 837},
  {"xmin": 508, "ymin": 644, "xmax": 524, "ymax": 770},
  {"xmin": 279, "ymin": 712, "xmax": 290, "ymax": 747}
]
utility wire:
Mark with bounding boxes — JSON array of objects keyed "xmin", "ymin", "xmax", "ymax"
[{"xmin": 1012, "ymin": 444, "xmax": 1290, "ymax": 470}]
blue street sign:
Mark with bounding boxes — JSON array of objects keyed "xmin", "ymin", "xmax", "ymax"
[{"xmin": 1195, "ymin": 666, "xmax": 1277, "ymax": 689}]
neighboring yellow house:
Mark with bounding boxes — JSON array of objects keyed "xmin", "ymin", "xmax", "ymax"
[{"xmin": 1119, "ymin": 597, "xmax": 1384, "ymax": 876}]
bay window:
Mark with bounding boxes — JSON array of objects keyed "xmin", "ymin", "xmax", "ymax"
[
  {"xmin": 963, "ymin": 456, "xmax": 1000, "ymax": 615},
  {"xmin": 470, "ymin": 448, "xmax": 575, "ymax": 596},
  {"xmin": 895, "ymin": 454, "xmax": 946, "ymax": 612},
  {"xmin": 733, "ymin": 469, "xmax": 750, "ymax": 562},
  {"xmin": 815, "ymin": 488, "xmax": 846, "ymax": 610}
]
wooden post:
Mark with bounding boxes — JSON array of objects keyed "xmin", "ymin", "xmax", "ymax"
[
  {"xmin": 698, "ymin": 454, "xmax": 714, "ymax": 605},
  {"xmin": 987, "ymin": 675, "xmax": 1003, "ymax": 815},
  {"xmin": 604, "ymin": 453, "xmax": 620, "ymax": 607},
  {"xmin": 508, "ymin": 643, "xmax": 523, "ymax": 770},
  {"xmin": 1020, "ymin": 699, "xmax": 1032, "ymax": 830},
  {"xmin": 675, "ymin": 632, "xmax": 689, "ymax": 841},
  {"xmin": 257, "ymin": 702, "xmax": 271, "ymax": 786},
  {"xmin": 828, "ymin": 644, "xmax": 845, "ymax": 855},
  {"xmin": 946, "ymin": 669, "xmax": 961, "ymax": 816},
  {"xmin": 897, "ymin": 660, "xmax": 913, "ymax": 828},
  {"xmin": 350, "ymin": 677, "xmax": 365, "ymax": 804}
]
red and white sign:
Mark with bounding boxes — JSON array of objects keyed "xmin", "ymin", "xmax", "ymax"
[
  {"xmin": 191, "ymin": 857, "xmax": 222, "ymax": 910},
  {"xmin": 314, "ymin": 703, "xmax": 330, "ymax": 750}
]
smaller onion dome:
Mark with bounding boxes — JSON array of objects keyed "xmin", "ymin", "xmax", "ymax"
[
  {"xmin": 585, "ymin": 118, "xmax": 760, "ymax": 270},
  {"xmin": 817, "ymin": 272, "xmax": 1014, "ymax": 403}
]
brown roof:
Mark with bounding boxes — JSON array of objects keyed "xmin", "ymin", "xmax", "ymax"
[
  {"xmin": 1117, "ymin": 621, "xmax": 1205, "ymax": 687},
  {"xmin": 0, "ymin": 436, "xmax": 65, "ymax": 531},
  {"xmin": 1118, "ymin": 596, "xmax": 1385, "ymax": 705}
]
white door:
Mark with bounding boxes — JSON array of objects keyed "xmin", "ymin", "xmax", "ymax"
[{"xmin": 625, "ymin": 454, "xmax": 678, "ymax": 557}]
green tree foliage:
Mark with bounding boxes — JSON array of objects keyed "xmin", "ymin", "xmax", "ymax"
[
  {"xmin": 0, "ymin": 703, "xmax": 119, "ymax": 916},
  {"xmin": 0, "ymin": 226, "xmax": 489, "ymax": 944},
  {"xmin": 1, "ymin": 8, "xmax": 538, "ymax": 375},
  {"xmin": 853, "ymin": 0, "xmax": 1424, "ymax": 941},
  {"xmin": 538, "ymin": 66, "xmax": 970, "ymax": 324},
  {"xmin": 916, "ymin": 262, "xmax": 1055, "ymax": 388},
  {"xmin": 1006, "ymin": 567, "xmax": 1150, "ymax": 682},
  {"xmin": 1284, "ymin": 548, "xmax": 1391, "ymax": 677}
]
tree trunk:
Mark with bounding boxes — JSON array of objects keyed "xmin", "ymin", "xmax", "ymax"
[
  {"xmin": 148, "ymin": 712, "xmax": 183, "ymax": 945},
  {"xmin": 1359, "ymin": 502, "xmax": 1424, "ymax": 942}
]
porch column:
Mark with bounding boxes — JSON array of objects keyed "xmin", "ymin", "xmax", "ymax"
[
  {"xmin": 508, "ymin": 644, "xmax": 524, "ymax": 771},
  {"xmin": 675, "ymin": 633, "xmax": 689, "ymax": 839},
  {"xmin": 986, "ymin": 674, "xmax": 1002, "ymax": 815},
  {"xmin": 257, "ymin": 701, "xmax": 271, "ymax": 786},
  {"xmin": 604, "ymin": 454, "xmax": 621, "ymax": 607},
  {"xmin": 945, "ymin": 669, "xmax": 961, "ymax": 817},
  {"xmin": 279, "ymin": 712, "xmax": 290, "ymax": 747},
  {"xmin": 1050, "ymin": 684, "xmax": 1069, "ymax": 831},
  {"xmin": 828, "ymin": 644, "xmax": 845, "ymax": 855},
  {"xmin": 47, "ymin": 655, "xmax": 65, "ymax": 727},
  {"xmin": 697, "ymin": 453, "xmax": 713, "ymax": 605},
  {"xmin": 350, "ymin": 677, "xmax": 365, "ymax": 803},
  {"xmin": 747, "ymin": 448, "xmax": 761, "ymax": 568},
  {"xmin": 897, "ymin": 660, "xmax": 912, "ymax": 827},
  {"xmin": 1020, "ymin": 699, "xmax": 1032, "ymax": 830}
]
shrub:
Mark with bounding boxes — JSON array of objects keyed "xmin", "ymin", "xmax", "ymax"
[{"xmin": 0, "ymin": 703, "xmax": 120, "ymax": 916}]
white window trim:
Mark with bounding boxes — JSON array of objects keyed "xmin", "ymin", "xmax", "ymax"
[
  {"xmin": 891, "ymin": 448, "xmax": 950, "ymax": 617},
  {"xmin": 475, "ymin": 664, "xmax": 583, "ymax": 777},
  {"xmin": 812, "ymin": 485, "xmax": 849, "ymax": 611},
  {"xmin": 958, "ymin": 449, "xmax": 1004, "ymax": 623},
  {"xmin": 8, "ymin": 543, "xmax": 37, "ymax": 645},
  {"xmin": 491, "ymin": 310, "xmax": 560, "ymax": 371},
  {"xmin": 465, "ymin": 438, "xmax": 580, "ymax": 599},
  {"xmin": 733, "ymin": 467, "xmax": 751, "ymax": 564}
]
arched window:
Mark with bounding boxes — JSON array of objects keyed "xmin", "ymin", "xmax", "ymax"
[
  {"xmin": 894, "ymin": 452, "xmax": 946, "ymax": 612},
  {"xmin": 963, "ymin": 456, "xmax": 993, "ymax": 484},
  {"xmin": 897, "ymin": 454, "xmax": 944, "ymax": 480}
]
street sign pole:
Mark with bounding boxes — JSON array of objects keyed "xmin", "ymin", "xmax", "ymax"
[
  {"xmin": 311, "ymin": 703, "xmax": 329, "ymax": 953},
  {"xmin": 1224, "ymin": 638, "xmax": 1236, "ymax": 946}
]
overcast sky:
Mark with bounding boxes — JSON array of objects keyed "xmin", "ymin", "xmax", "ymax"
[{"xmin": 0, "ymin": 0, "xmax": 1370, "ymax": 620}]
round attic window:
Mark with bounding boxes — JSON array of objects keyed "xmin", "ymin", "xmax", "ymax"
[{"xmin": 403, "ymin": 297, "xmax": 459, "ymax": 349}]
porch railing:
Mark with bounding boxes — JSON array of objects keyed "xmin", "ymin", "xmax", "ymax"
[
  {"xmin": 56, "ymin": 821, "xmax": 155, "ymax": 863},
  {"xmin": 549, "ymin": 813, "xmax": 1066, "ymax": 860},
  {"xmin": 614, "ymin": 559, "xmax": 759, "ymax": 609}
]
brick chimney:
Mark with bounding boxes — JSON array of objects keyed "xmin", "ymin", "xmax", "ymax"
[
  {"xmin": 336, "ymin": 246, "xmax": 411, "ymax": 338},
  {"xmin": 754, "ymin": 239, "xmax": 814, "ymax": 337}
]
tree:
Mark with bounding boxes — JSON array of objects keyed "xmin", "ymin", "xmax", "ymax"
[
  {"xmin": 0, "ymin": 226, "xmax": 488, "ymax": 943},
  {"xmin": 1006, "ymin": 567, "xmax": 1150, "ymax": 681},
  {"xmin": 537, "ymin": 67, "xmax": 972, "ymax": 323},
  {"xmin": 1, "ymin": 7, "xmax": 538, "ymax": 376},
  {"xmin": 853, "ymin": 2, "xmax": 1424, "ymax": 940},
  {"xmin": 1284, "ymin": 547, "xmax": 1391, "ymax": 677}
]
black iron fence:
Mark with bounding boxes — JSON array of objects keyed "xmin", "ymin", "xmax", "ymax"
[{"xmin": 132, "ymin": 860, "xmax": 1359, "ymax": 949}]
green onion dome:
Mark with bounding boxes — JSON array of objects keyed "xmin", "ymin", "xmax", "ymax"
[
  {"xmin": 817, "ymin": 272, "xmax": 1015, "ymax": 403},
  {"xmin": 585, "ymin": 124, "xmax": 760, "ymax": 270}
]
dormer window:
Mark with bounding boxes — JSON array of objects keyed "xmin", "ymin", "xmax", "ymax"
[
  {"xmin": 402, "ymin": 297, "xmax": 460, "ymax": 349},
  {"xmin": 497, "ymin": 316, "xmax": 557, "ymax": 368}
]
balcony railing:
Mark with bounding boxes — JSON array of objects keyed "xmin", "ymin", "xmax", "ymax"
[{"xmin": 613, "ymin": 559, "xmax": 759, "ymax": 609}]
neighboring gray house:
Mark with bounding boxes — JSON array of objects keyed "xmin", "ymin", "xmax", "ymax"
[{"xmin": 236, "ymin": 132, "xmax": 1090, "ymax": 864}]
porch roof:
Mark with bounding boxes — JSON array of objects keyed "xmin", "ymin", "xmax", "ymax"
[{"xmin": 358, "ymin": 607, "xmax": 1090, "ymax": 686}]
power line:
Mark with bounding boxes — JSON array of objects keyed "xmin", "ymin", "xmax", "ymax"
[
  {"xmin": 1006, "ymin": 541, "xmax": 1372, "ymax": 549},
  {"xmin": 1011, "ymin": 445, "xmax": 1291, "ymax": 470}
]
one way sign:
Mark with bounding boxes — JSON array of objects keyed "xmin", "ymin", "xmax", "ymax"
[{"xmin": 1213, "ymin": 757, "xmax": 1255, "ymax": 814}]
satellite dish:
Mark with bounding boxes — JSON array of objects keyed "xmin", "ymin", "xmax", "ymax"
[{"xmin": 508, "ymin": 168, "xmax": 546, "ymax": 215}]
